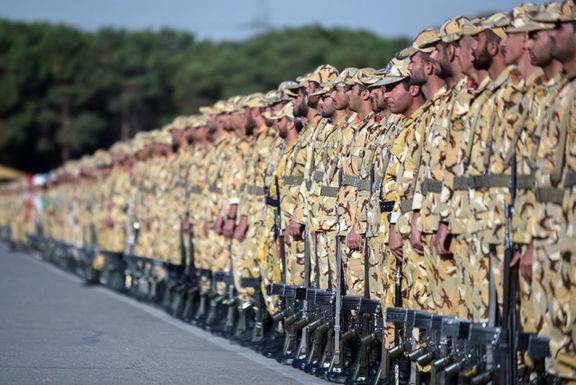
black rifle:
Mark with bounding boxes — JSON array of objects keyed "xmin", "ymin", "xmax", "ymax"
[
  {"xmin": 500, "ymin": 147, "xmax": 520, "ymax": 385},
  {"xmin": 304, "ymin": 290, "xmax": 336, "ymax": 375},
  {"xmin": 460, "ymin": 324, "xmax": 502, "ymax": 385}
]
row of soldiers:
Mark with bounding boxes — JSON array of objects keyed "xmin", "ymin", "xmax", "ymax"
[{"xmin": 2, "ymin": 1, "xmax": 576, "ymax": 384}]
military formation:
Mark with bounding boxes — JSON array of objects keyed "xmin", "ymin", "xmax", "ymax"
[{"xmin": 1, "ymin": 2, "xmax": 576, "ymax": 384}]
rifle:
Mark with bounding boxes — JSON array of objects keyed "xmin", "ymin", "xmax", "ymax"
[
  {"xmin": 304, "ymin": 289, "xmax": 336, "ymax": 375},
  {"xmin": 324, "ymin": 169, "xmax": 345, "ymax": 380},
  {"xmin": 460, "ymin": 324, "xmax": 502, "ymax": 385},
  {"xmin": 348, "ymin": 167, "xmax": 384, "ymax": 384},
  {"xmin": 291, "ymin": 225, "xmax": 317, "ymax": 369},
  {"xmin": 180, "ymin": 222, "xmax": 200, "ymax": 322},
  {"xmin": 500, "ymin": 146, "xmax": 519, "ymax": 385}
]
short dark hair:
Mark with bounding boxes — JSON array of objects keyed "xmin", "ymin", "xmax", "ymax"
[
  {"xmin": 293, "ymin": 118, "xmax": 304, "ymax": 133},
  {"xmin": 401, "ymin": 77, "xmax": 412, "ymax": 90},
  {"xmin": 484, "ymin": 29, "xmax": 501, "ymax": 44}
]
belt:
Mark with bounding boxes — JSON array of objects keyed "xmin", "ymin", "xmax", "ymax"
[
  {"xmin": 380, "ymin": 200, "xmax": 395, "ymax": 213},
  {"xmin": 214, "ymin": 271, "xmax": 234, "ymax": 284},
  {"xmin": 342, "ymin": 174, "xmax": 371, "ymax": 191},
  {"xmin": 420, "ymin": 178, "xmax": 442, "ymax": 194},
  {"xmin": 467, "ymin": 174, "xmax": 534, "ymax": 190},
  {"xmin": 453, "ymin": 176, "xmax": 468, "ymax": 191},
  {"xmin": 535, "ymin": 187, "xmax": 564, "ymax": 204},
  {"xmin": 247, "ymin": 185, "xmax": 266, "ymax": 196},
  {"xmin": 208, "ymin": 185, "xmax": 222, "ymax": 194},
  {"xmin": 283, "ymin": 175, "xmax": 303, "ymax": 186},
  {"xmin": 565, "ymin": 171, "xmax": 576, "ymax": 188},
  {"xmin": 320, "ymin": 185, "xmax": 339, "ymax": 197},
  {"xmin": 239, "ymin": 183, "xmax": 246, "ymax": 193},
  {"xmin": 240, "ymin": 276, "xmax": 261, "ymax": 289},
  {"xmin": 189, "ymin": 185, "xmax": 202, "ymax": 194},
  {"xmin": 313, "ymin": 171, "xmax": 325, "ymax": 182},
  {"xmin": 399, "ymin": 198, "xmax": 413, "ymax": 214},
  {"xmin": 265, "ymin": 195, "xmax": 279, "ymax": 207}
]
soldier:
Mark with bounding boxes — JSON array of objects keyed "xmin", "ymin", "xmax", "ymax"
[{"xmin": 527, "ymin": 2, "xmax": 576, "ymax": 381}]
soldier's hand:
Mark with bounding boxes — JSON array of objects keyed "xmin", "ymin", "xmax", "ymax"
[
  {"xmin": 388, "ymin": 224, "xmax": 403, "ymax": 260},
  {"xmin": 345, "ymin": 231, "xmax": 362, "ymax": 250},
  {"xmin": 520, "ymin": 242, "xmax": 533, "ymax": 282},
  {"xmin": 223, "ymin": 218, "xmax": 235, "ymax": 238},
  {"xmin": 283, "ymin": 229, "xmax": 291, "ymax": 245},
  {"xmin": 433, "ymin": 222, "xmax": 451, "ymax": 257},
  {"xmin": 233, "ymin": 216, "xmax": 248, "ymax": 241},
  {"xmin": 409, "ymin": 212, "xmax": 424, "ymax": 255},
  {"xmin": 106, "ymin": 218, "xmax": 114, "ymax": 229},
  {"xmin": 287, "ymin": 219, "xmax": 303, "ymax": 241},
  {"xmin": 214, "ymin": 215, "xmax": 224, "ymax": 235}
]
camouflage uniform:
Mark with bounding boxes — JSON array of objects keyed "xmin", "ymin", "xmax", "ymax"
[{"xmin": 533, "ymin": 71, "xmax": 576, "ymax": 381}]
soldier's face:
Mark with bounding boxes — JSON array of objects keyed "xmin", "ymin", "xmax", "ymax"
[
  {"xmin": 472, "ymin": 32, "xmax": 493, "ymax": 70},
  {"xmin": 306, "ymin": 82, "xmax": 321, "ymax": 109},
  {"xmin": 527, "ymin": 29, "xmax": 555, "ymax": 67},
  {"xmin": 549, "ymin": 22, "xmax": 576, "ymax": 63},
  {"xmin": 434, "ymin": 43, "xmax": 453, "ymax": 79},
  {"xmin": 456, "ymin": 36, "xmax": 477, "ymax": 75},
  {"xmin": 333, "ymin": 85, "xmax": 349, "ymax": 110},
  {"xmin": 293, "ymin": 89, "xmax": 309, "ymax": 117},
  {"xmin": 384, "ymin": 81, "xmax": 411, "ymax": 115},
  {"xmin": 347, "ymin": 84, "xmax": 365, "ymax": 111},
  {"xmin": 369, "ymin": 87, "xmax": 387, "ymax": 112},
  {"xmin": 501, "ymin": 32, "xmax": 526, "ymax": 66},
  {"xmin": 319, "ymin": 94, "xmax": 336, "ymax": 118},
  {"xmin": 409, "ymin": 52, "xmax": 428, "ymax": 86},
  {"xmin": 277, "ymin": 117, "xmax": 289, "ymax": 139}
]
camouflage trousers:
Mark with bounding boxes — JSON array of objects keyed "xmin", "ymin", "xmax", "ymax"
[
  {"xmin": 465, "ymin": 233, "xmax": 492, "ymax": 323},
  {"xmin": 314, "ymin": 231, "xmax": 337, "ymax": 290},
  {"xmin": 209, "ymin": 234, "xmax": 233, "ymax": 295},
  {"xmin": 534, "ymin": 239, "xmax": 576, "ymax": 382},
  {"xmin": 257, "ymin": 213, "xmax": 283, "ymax": 315},
  {"xmin": 340, "ymin": 235, "xmax": 387, "ymax": 302},
  {"xmin": 422, "ymin": 233, "xmax": 459, "ymax": 316},
  {"xmin": 402, "ymin": 239, "xmax": 431, "ymax": 312},
  {"xmin": 449, "ymin": 234, "xmax": 475, "ymax": 321}
]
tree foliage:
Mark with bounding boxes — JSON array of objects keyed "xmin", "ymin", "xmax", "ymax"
[{"xmin": 0, "ymin": 19, "xmax": 409, "ymax": 173}]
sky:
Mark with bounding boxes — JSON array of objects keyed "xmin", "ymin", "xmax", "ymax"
[{"xmin": 0, "ymin": 0, "xmax": 550, "ymax": 41}]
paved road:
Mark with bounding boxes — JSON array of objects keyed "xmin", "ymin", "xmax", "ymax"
[{"xmin": 0, "ymin": 246, "xmax": 329, "ymax": 385}]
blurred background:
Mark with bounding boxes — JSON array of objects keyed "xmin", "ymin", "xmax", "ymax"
[{"xmin": 0, "ymin": 0, "xmax": 547, "ymax": 174}]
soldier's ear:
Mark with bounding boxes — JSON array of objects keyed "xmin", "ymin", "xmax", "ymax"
[
  {"xmin": 409, "ymin": 84, "xmax": 421, "ymax": 97},
  {"xmin": 447, "ymin": 44, "xmax": 456, "ymax": 62},
  {"xmin": 360, "ymin": 88, "xmax": 371, "ymax": 101}
]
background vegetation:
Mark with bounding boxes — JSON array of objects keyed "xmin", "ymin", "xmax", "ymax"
[{"xmin": 0, "ymin": 19, "xmax": 409, "ymax": 173}]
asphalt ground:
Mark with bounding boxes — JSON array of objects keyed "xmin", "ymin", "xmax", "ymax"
[{"xmin": 0, "ymin": 245, "xmax": 329, "ymax": 385}]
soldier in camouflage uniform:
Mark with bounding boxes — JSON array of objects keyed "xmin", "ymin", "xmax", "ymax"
[{"xmin": 527, "ymin": 2, "xmax": 576, "ymax": 381}]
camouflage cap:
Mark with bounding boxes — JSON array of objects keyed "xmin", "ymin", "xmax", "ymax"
[
  {"xmin": 264, "ymin": 90, "xmax": 282, "ymax": 106},
  {"xmin": 440, "ymin": 16, "xmax": 472, "ymax": 43},
  {"xmin": 296, "ymin": 64, "xmax": 339, "ymax": 86},
  {"xmin": 199, "ymin": 105, "xmax": 217, "ymax": 115},
  {"xmin": 559, "ymin": 0, "xmax": 576, "ymax": 21},
  {"xmin": 459, "ymin": 16, "xmax": 485, "ymax": 36},
  {"xmin": 479, "ymin": 12, "xmax": 512, "ymax": 39},
  {"xmin": 169, "ymin": 116, "xmax": 190, "ymax": 131},
  {"xmin": 189, "ymin": 114, "xmax": 207, "ymax": 127},
  {"xmin": 278, "ymin": 80, "xmax": 300, "ymax": 100},
  {"xmin": 227, "ymin": 95, "xmax": 245, "ymax": 113},
  {"xmin": 354, "ymin": 67, "xmax": 379, "ymax": 86},
  {"xmin": 109, "ymin": 141, "xmax": 130, "ymax": 156},
  {"xmin": 309, "ymin": 79, "xmax": 335, "ymax": 96},
  {"xmin": 531, "ymin": 0, "xmax": 576, "ymax": 22},
  {"xmin": 397, "ymin": 28, "xmax": 439, "ymax": 59},
  {"xmin": 241, "ymin": 93, "xmax": 267, "ymax": 109},
  {"xmin": 264, "ymin": 101, "xmax": 294, "ymax": 120},
  {"xmin": 512, "ymin": 2, "xmax": 541, "ymax": 18},
  {"xmin": 94, "ymin": 149, "xmax": 112, "ymax": 168},
  {"xmin": 371, "ymin": 57, "xmax": 411, "ymax": 87},
  {"xmin": 155, "ymin": 129, "xmax": 174, "ymax": 145},
  {"xmin": 506, "ymin": 13, "xmax": 555, "ymax": 33}
]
